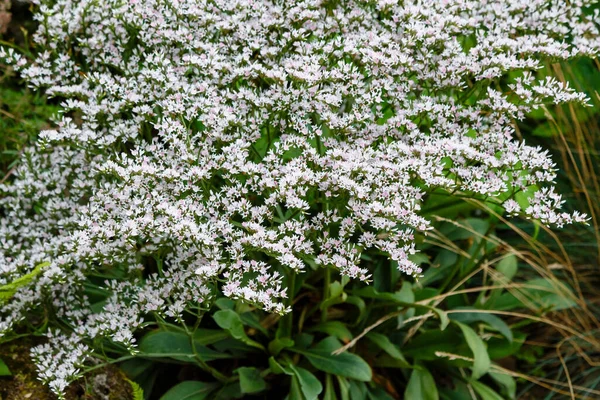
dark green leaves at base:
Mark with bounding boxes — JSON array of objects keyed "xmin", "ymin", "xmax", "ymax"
[
  {"xmin": 291, "ymin": 337, "xmax": 372, "ymax": 382},
  {"xmin": 455, "ymin": 321, "xmax": 491, "ymax": 379},
  {"xmin": 213, "ymin": 309, "xmax": 265, "ymax": 350},
  {"xmin": 405, "ymin": 365, "xmax": 438, "ymax": 400},
  {"xmin": 236, "ymin": 367, "xmax": 267, "ymax": 394},
  {"xmin": 160, "ymin": 381, "xmax": 218, "ymax": 400}
]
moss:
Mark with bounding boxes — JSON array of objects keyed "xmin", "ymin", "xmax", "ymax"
[{"xmin": 0, "ymin": 338, "xmax": 133, "ymax": 400}]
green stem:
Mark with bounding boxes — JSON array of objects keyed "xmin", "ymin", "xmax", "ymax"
[
  {"xmin": 321, "ymin": 267, "xmax": 331, "ymax": 322},
  {"xmin": 279, "ymin": 271, "xmax": 296, "ymax": 338},
  {"xmin": 180, "ymin": 320, "xmax": 229, "ymax": 383}
]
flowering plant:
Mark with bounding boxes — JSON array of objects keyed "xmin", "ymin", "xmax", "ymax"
[{"xmin": 0, "ymin": 0, "xmax": 598, "ymax": 398}]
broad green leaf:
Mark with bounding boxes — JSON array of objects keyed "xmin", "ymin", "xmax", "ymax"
[
  {"xmin": 348, "ymin": 380, "xmax": 368, "ymax": 400},
  {"xmin": 268, "ymin": 356, "xmax": 287, "ymax": 375},
  {"xmin": 215, "ymin": 298, "xmax": 235, "ymax": 310},
  {"xmin": 138, "ymin": 331, "xmax": 231, "ymax": 362},
  {"xmin": 487, "ymin": 332, "xmax": 526, "ymax": 360},
  {"xmin": 294, "ymin": 333, "xmax": 314, "ymax": 350},
  {"xmin": 449, "ymin": 311, "xmax": 513, "ymax": 342},
  {"xmin": 434, "ymin": 308, "xmax": 450, "ymax": 331},
  {"xmin": 0, "ymin": 358, "xmax": 11, "ymax": 376},
  {"xmin": 366, "ymin": 332, "xmax": 409, "ymax": 367},
  {"xmin": 214, "ymin": 382, "xmax": 243, "ymax": 400},
  {"xmin": 323, "ymin": 374, "xmax": 337, "ymax": 400},
  {"xmin": 489, "ymin": 371, "xmax": 516, "ymax": 399},
  {"xmin": 308, "ymin": 321, "xmax": 353, "ymax": 342},
  {"xmin": 470, "ymin": 381, "xmax": 504, "ymax": 400},
  {"xmin": 455, "ymin": 322, "xmax": 491, "ymax": 379},
  {"xmin": 120, "ymin": 359, "xmax": 157, "ymax": 397},
  {"xmin": 237, "ymin": 367, "xmax": 267, "ymax": 394},
  {"xmin": 496, "ymin": 255, "xmax": 518, "ymax": 280},
  {"xmin": 320, "ymin": 281, "xmax": 347, "ymax": 309},
  {"xmin": 439, "ymin": 381, "xmax": 473, "ymax": 400},
  {"xmin": 292, "ymin": 337, "xmax": 372, "ymax": 382},
  {"xmin": 337, "ymin": 376, "xmax": 350, "ymax": 400},
  {"xmin": 268, "ymin": 338, "xmax": 295, "ymax": 356},
  {"xmin": 420, "ymin": 250, "xmax": 458, "ymax": 287},
  {"xmin": 353, "ymin": 287, "xmax": 448, "ymax": 330},
  {"xmin": 288, "ymin": 374, "xmax": 305, "ymax": 400},
  {"xmin": 367, "ymin": 387, "xmax": 395, "ymax": 400},
  {"xmin": 490, "ymin": 278, "xmax": 577, "ymax": 311},
  {"xmin": 405, "ymin": 366, "xmax": 438, "ymax": 400},
  {"xmin": 403, "ymin": 329, "xmax": 468, "ymax": 361},
  {"xmin": 373, "ymin": 262, "xmax": 400, "ymax": 292},
  {"xmin": 288, "ymin": 364, "xmax": 323, "ymax": 400},
  {"xmin": 212, "ymin": 337, "xmax": 257, "ymax": 357},
  {"xmin": 345, "ymin": 295, "xmax": 367, "ymax": 323},
  {"xmin": 239, "ymin": 311, "xmax": 269, "ymax": 336},
  {"xmin": 213, "ymin": 310, "xmax": 265, "ymax": 350},
  {"xmin": 515, "ymin": 185, "xmax": 539, "ymax": 211},
  {"xmin": 372, "ymin": 353, "xmax": 413, "ymax": 369},
  {"xmin": 160, "ymin": 381, "xmax": 218, "ymax": 400},
  {"xmin": 193, "ymin": 329, "xmax": 230, "ymax": 346},
  {"xmin": 397, "ymin": 281, "xmax": 415, "ymax": 303}
]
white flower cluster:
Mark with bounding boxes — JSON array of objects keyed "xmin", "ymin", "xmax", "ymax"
[{"xmin": 0, "ymin": 0, "xmax": 597, "ymax": 395}]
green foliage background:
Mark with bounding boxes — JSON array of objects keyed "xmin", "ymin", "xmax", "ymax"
[{"xmin": 0, "ymin": 3, "xmax": 599, "ymax": 400}]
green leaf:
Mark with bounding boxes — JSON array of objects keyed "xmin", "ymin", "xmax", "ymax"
[
  {"xmin": 193, "ymin": 329, "xmax": 230, "ymax": 346},
  {"xmin": 397, "ymin": 281, "xmax": 415, "ymax": 303},
  {"xmin": 288, "ymin": 374, "xmax": 305, "ymax": 400},
  {"xmin": 487, "ymin": 331, "xmax": 526, "ymax": 360},
  {"xmin": 0, "ymin": 261, "xmax": 50, "ymax": 303},
  {"xmin": 120, "ymin": 359, "xmax": 157, "ymax": 397},
  {"xmin": 237, "ymin": 367, "xmax": 267, "ymax": 394},
  {"xmin": 496, "ymin": 255, "xmax": 518, "ymax": 280},
  {"xmin": 215, "ymin": 298, "xmax": 235, "ymax": 310},
  {"xmin": 366, "ymin": 332, "xmax": 410, "ymax": 367},
  {"xmin": 405, "ymin": 366, "xmax": 438, "ymax": 400},
  {"xmin": 345, "ymin": 295, "xmax": 367, "ymax": 324},
  {"xmin": 126, "ymin": 379, "xmax": 144, "ymax": 400},
  {"xmin": 268, "ymin": 357, "xmax": 286, "ymax": 375},
  {"xmin": 469, "ymin": 381, "xmax": 504, "ymax": 400},
  {"xmin": 490, "ymin": 278, "xmax": 577, "ymax": 311},
  {"xmin": 337, "ymin": 376, "xmax": 350, "ymax": 400},
  {"xmin": 455, "ymin": 322, "xmax": 491, "ymax": 379},
  {"xmin": 239, "ymin": 312, "xmax": 269, "ymax": 336},
  {"xmin": 213, "ymin": 310, "xmax": 265, "ymax": 350},
  {"xmin": 307, "ymin": 321, "xmax": 353, "ymax": 342},
  {"xmin": 450, "ymin": 311, "xmax": 513, "ymax": 342},
  {"xmin": 0, "ymin": 358, "xmax": 11, "ymax": 376},
  {"xmin": 367, "ymin": 387, "xmax": 395, "ymax": 400},
  {"xmin": 288, "ymin": 364, "xmax": 323, "ymax": 400},
  {"xmin": 348, "ymin": 380, "xmax": 368, "ymax": 400},
  {"xmin": 515, "ymin": 185, "xmax": 539, "ymax": 211},
  {"xmin": 489, "ymin": 371, "xmax": 516, "ymax": 399},
  {"xmin": 439, "ymin": 381, "xmax": 473, "ymax": 400},
  {"xmin": 353, "ymin": 287, "xmax": 448, "ymax": 330},
  {"xmin": 160, "ymin": 381, "xmax": 219, "ymax": 400},
  {"xmin": 323, "ymin": 374, "xmax": 337, "ymax": 400},
  {"xmin": 320, "ymin": 281, "xmax": 347, "ymax": 309},
  {"xmin": 138, "ymin": 331, "xmax": 231, "ymax": 362},
  {"xmin": 269, "ymin": 338, "xmax": 295, "ymax": 356},
  {"xmin": 292, "ymin": 337, "xmax": 372, "ymax": 382},
  {"xmin": 214, "ymin": 382, "xmax": 243, "ymax": 400},
  {"xmin": 403, "ymin": 328, "xmax": 467, "ymax": 361}
]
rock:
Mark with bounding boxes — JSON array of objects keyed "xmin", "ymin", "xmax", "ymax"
[{"xmin": 0, "ymin": 337, "xmax": 133, "ymax": 400}]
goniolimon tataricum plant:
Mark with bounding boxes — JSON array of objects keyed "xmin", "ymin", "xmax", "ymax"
[{"xmin": 0, "ymin": 0, "xmax": 597, "ymax": 398}]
